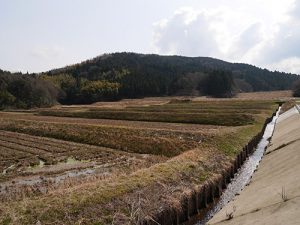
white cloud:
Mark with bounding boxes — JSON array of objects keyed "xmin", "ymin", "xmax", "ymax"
[
  {"xmin": 268, "ymin": 57, "xmax": 300, "ymax": 74},
  {"xmin": 228, "ymin": 23, "xmax": 264, "ymax": 62},
  {"xmin": 152, "ymin": 0, "xmax": 300, "ymax": 74},
  {"xmin": 257, "ymin": 0, "xmax": 300, "ymax": 65},
  {"xmin": 152, "ymin": 6, "xmax": 268, "ymax": 62},
  {"xmin": 152, "ymin": 7, "xmax": 219, "ymax": 57}
]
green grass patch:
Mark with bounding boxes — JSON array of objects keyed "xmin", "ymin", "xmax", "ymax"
[
  {"xmin": 1, "ymin": 217, "xmax": 12, "ymax": 225},
  {"xmin": 211, "ymin": 113, "xmax": 273, "ymax": 157}
]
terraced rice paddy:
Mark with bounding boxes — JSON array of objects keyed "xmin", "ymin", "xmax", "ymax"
[
  {"xmin": 0, "ymin": 130, "xmax": 162, "ymax": 201},
  {"xmin": 38, "ymin": 100, "xmax": 271, "ymax": 126},
  {"xmin": 0, "ymin": 97, "xmax": 279, "ymax": 225}
]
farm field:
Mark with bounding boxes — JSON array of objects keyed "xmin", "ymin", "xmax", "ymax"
[
  {"xmin": 0, "ymin": 130, "xmax": 163, "ymax": 200},
  {"xmin": 37, "ymin": 99, "xmax": 275, "ymax": 126},
  {"xmin": 0, "ymin": 97, "xmax": 280, "ymax": 225}
]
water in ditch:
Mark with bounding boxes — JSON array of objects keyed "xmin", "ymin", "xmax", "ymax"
[{"xmin": 195, "ymin": 107, "xmax": 281, "ymax": 225}]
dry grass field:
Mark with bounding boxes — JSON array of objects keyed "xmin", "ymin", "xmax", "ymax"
[{"xmin": 0, "ymin": 95, "xmax": 282, "ymax": 225}]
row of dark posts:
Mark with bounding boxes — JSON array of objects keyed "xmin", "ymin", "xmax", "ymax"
[{"xmin": 142, "ymin": 110, "xmax": 276, "ymax": 225}]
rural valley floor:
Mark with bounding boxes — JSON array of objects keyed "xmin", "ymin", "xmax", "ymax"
[{"xmin": 0, "ymin": 91, "xmax": 293, "ymax": 225}]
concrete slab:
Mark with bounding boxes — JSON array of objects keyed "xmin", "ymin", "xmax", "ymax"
[{"xmin": 208, "ymin": 107, "xmax": 300, "ymax": 225}]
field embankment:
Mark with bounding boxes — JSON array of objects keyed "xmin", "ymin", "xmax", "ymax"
[{"xmin": 208, "ymin": 105, "xmax": 300, "ymax": 225}]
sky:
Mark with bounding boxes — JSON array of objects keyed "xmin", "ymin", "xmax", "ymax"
[{"xmin": 0, "ymin": 0, "xmax": 300, "ymax": 74}]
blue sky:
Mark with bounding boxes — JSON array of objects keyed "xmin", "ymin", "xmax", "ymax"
[{"xmin": 1, "ymin": 0, "xmax": 300, "ymax": 74}]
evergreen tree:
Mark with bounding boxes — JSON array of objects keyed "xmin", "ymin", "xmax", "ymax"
[
  {"xmin": 203, "ymin": 70, "xmax": 235, "ymax": 98},
  {"xmin": 293, "ymin": 80, "xmax": 300, "ymax": 97}
]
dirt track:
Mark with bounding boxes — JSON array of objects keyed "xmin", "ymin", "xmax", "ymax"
[{"xmin": 208, "ymin": 106, "xmax": 300, "ymax": 225}]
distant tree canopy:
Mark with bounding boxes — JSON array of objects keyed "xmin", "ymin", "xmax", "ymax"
[
  {"xmin": 0, "ymin": 70, "xmax": 59, "ymax": 109},
  {"xmin": 80, "ymin": 80, "xmax": 120, "ymax": 103},
  {"xmin": 44, "ymin": 53, "xmax": 299, "ymax": 100},
  {"xmin": 40, "ymin": 74, "xmax": 120, "ymax": 104},
  {"xmin": 1, "ymin": 53, "xmax": 299, "ymax": 108},
  {"xmin": 199, "ymin": 70, "xmax": 235, "ymax": 97},
  {"xmin": 292, "ymin": 80, "xmax": 300, "ymax": 97}
]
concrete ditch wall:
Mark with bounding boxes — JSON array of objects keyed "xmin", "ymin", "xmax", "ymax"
[
  {"xmin": 141, "ymin": 110, "xmax": 277, "ymax": 225},
  {"xmin": 208, "ymin": 105, "xmax": 300, "ymax": 225}
]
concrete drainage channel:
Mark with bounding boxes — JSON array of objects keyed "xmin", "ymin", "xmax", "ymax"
[
  {"xmin": 195, "ymin": 106, "xmax": 281, "ymax": 225},
  {"xmin": 141, "ymin": 106, "xmax": 281, "ymax": 225}
]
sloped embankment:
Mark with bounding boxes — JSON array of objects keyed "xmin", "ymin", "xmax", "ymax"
[{"xmin": 208, "ymin": 106, "xmax": 300, "ymax": 225}]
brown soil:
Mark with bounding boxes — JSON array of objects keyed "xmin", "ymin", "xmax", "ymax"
[{"xmin": 0, "ymin": 130, "xmax": 164, "ymax": 201}]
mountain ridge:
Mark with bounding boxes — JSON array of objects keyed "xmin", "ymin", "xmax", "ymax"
[{"xmin": 1, "ymin": 52, "xmax": 299, "ymax": 108}]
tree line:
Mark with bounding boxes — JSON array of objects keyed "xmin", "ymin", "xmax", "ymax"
[
  {"xmin": 46, "ymin": 53, "xmax": 299, "ymax": 97},
  {"xmin": 1, "ymin": 52, "xmax": 299, "ymax": 108},
  {"xmin": 0, "ymin": 69, "xmax": 58, "ymax": 109}
]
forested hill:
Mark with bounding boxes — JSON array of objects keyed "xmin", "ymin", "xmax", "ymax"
[
  {"xmin": 1, "ymin": 52, "xmax": 299, "ymax": 108},
  {"xmin": 40, "ymin": 52, "xmax": 299, "ymax": 104}
]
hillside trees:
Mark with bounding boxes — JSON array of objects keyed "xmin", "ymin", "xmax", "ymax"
[
  {"xmin": 80, "ymin": 80, "xmax": 120, "ymax": 103},
  {"xmin": 1, "ymin": 53, "xmax": 299, "ymax": 108},
  {"xmin": 0, "ymin": 90, "xmax": 15, "ymax": 106},
  {"xmin": 0, "ymin": 70, "xmax": 59, "ymax": 109},
  {"xmin": 41, "ymin": 74, "xmax": 121, "ymax": 104},
  {"xmin": 200, "ymin": 70, "xmax": 235, "ymax": 97},
  {"xmin": 292, "ymin": 80, "xmax": 300, "ymax": 97},
  {"xmin": 47, "ymin": 53, "xmax": 299, "ymax": 94}
]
